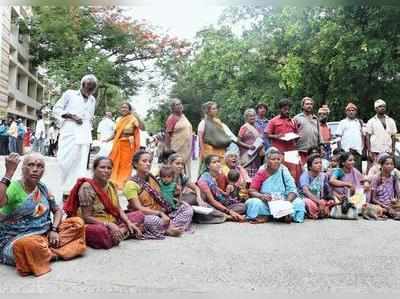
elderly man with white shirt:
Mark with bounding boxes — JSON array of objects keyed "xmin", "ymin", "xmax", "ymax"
[
  {"xmin": 53, "ymin": 74, "xmax": 97, "ymax": 201},
  {"xmin": 366, "ymin": 99, "xmax": 397, "ymax": 163}
]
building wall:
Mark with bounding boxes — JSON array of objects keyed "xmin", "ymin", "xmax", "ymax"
[
  {"xmin": 0, "ymin": 6, "xmax": 46, "ymax": 127},
  {"xmin": 0, "ymin": 7, "xmax": 10, "ymax": 120}
]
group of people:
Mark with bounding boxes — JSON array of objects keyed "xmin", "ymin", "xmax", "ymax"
[
  {"xmin": 0, "ymin": 73, "xmax": 399, "ymax": 278},
  {"xmin": 0, "ymin": 115, "xmax": 59, "ymax": 157}
]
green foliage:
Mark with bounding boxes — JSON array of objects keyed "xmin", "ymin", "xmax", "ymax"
[
  {"xmin": 29, "ymin": 6, "xmax": 190, "ymax": 118},
  {"xmin": 153, "ymin": 6, "xmax": 400, "ymax": 132}
]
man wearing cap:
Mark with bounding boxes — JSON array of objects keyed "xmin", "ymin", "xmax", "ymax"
[
  {"xmin": 336, "ymin": 102, "xmax": 365, "ymax": 171},
  {"xmin": 366, "ymin": 99, "xmax": 397, "ymax": 164}
]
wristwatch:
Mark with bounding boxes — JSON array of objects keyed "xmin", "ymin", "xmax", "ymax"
[{"xmin": 50, "ymin": 225, "xmax": 59, "ymax": 233}]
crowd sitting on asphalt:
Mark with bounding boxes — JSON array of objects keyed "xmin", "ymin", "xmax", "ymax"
[{"xmin": 1, "ymin": 90, "xmax": 400, "ymax": 277}]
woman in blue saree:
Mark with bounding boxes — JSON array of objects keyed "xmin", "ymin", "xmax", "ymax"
[
  {"xmin": 0, "ymin": 153, "xmax": 86, "ymax": 277},
  {"xmin": 245, "ymin": 147, "xmax": 305, "ymax": 223}
]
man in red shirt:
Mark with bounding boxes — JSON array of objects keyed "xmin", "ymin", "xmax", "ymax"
[
  {"xmin": 266, "ymin": 98, "xmax": 301, "ymax": 182},
  {"xmin": 265, "ymin": 98, "xmax": 298, "ymax": 152}
]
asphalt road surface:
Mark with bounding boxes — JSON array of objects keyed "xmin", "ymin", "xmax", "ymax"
[{"xmin": 0, "ymin": 156, "xmax": 399, "ymax": 295}]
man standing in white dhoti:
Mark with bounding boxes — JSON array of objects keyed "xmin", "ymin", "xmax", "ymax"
[{"xmin": 53, "ymin": 74, "xmax": 97, "ymax": 201}]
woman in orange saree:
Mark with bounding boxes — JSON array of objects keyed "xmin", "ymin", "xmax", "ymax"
[{"xmin": 108, "ymin": 103, "xmax": 141, "ymax": 189}]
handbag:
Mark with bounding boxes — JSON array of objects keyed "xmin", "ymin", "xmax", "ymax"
[{"xmin": 203, "ymin": 119, "xmax": 232, "ymax": 148}]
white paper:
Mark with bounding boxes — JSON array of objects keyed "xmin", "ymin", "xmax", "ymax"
[
  {"xmin": 284, "ymin": 150, "xmax": 300, "ymax": 164},
  {"xmin": 192, "ymin": 206, "xmax": 214, "ymax": 215},
  {"xmin": 280, "ymin": 132, "xmax": 300, "ymax": 142},
  {"xmin": 247, "ymin": 137, "xmax": 264, "ymax": 156},
  {"xmin": 268, "ymin": 200, "xmax": 294, "ymax": 218}
]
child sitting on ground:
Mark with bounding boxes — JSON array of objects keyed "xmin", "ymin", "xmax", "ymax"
[
  {"xmin": 219, "ymin": 169, "xmax": 241, "ymax": 201},
  {"xmin": 158, "ymin": 165, "xmax": 181, "ymax": 209}
]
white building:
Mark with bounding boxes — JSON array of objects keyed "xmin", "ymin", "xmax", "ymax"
[{"xmin": 0, "ymin": 6, "xmax": 47, "ymax": 127}]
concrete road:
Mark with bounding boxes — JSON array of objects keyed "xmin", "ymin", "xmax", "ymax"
[{"xmin": 0, "ymin": 156, "xmax": 399, "ymax": 294}]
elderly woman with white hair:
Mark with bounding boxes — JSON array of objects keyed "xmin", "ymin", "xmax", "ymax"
[
  {"xmin": 0, "ymin": 153, "xmax": 86, "ymax": 277},
  {"xmin": 164, "ymin": 98, "xmax": 193, "ymax": 179},
  {"xmin": 238, "ymin": 108, "xmax": 264, "ymax": 178},
  {"xmin": 53, "ymin": 74, "xmax": 98, "ymax": 201},
  {"xmin": 218, "ymin": 149, "xmax": 251, "ymax": 201},
  {"xmin": 245, "ymin": 147, "xmax": 305, "ymax": 224}
]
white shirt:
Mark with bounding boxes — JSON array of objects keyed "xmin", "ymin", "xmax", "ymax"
[
  {"xmin": 366, "ymin": 115, "xmax": 397, "ymax": 153},
  {"xmin": 48, "ymin": 126, "xmax": 58, "ymax": 141},
  {"xmin": 336, "ymin": 118, "xmax": 363, "ymax": 154},
  {"xmin": 97, "ymin": 117, "xmax": 115, "ymax": 141},
  {"xmin": 34, "ymin": 119, "xmax": 46, "ymax": 139},
  {"xmin": 140, "ymin": 130, "xmax": 150, "ymax": 148},
  {"xmin": 53, "ymin": 90, "xmax": 96, "ymax": 144}
]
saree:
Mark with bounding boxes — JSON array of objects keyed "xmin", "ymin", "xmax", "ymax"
[
  {"xmin": 245, "ymin": 166, "xmax": 305, "ymax": 222},
  {"xmin": 167, "ymin": 114, "xmax": 193, "ymax": 179},
  {"xmin": 109, "ymin": 114, "xmax": 141, "ymax": 189},
  {"xmin": 0, "ymin": 182, "xmax": 85, "ymax": 276},
  {"xmin": 371, "ymin": 175, "xmax": 399, "ymax": 207},
  {"xmin": 125, "ymin": 175, "xmax": 193, "ymax": 235},
  {"xmin": 197, "ymin": 172, "xmax": 245, "ymax": 213},
  {"xmin": 238, "ymin": 123, "xmax": 263, "ymax": 178},
  {"xmin": 299, "ymin": 172, "xmax": 334, "ymax": 219},
  {"xmin": 70, "ymin": 179, "xmax": 164, "ymax": 247}
]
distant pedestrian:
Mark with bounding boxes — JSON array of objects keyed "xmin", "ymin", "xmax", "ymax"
[
  {"xmin": 47, "ymin": 122, "xmax": 58, "ymax": 156},
  {"xmin": 16, "ymin": 119, "xmax": 25, "ymax": 155},
  {"xmin": 0, "ymin": 120, "xmax": 8, "ymax": 155},
  {"xmin": 7, "ymin": 116, "xmax": 17, "ymax": 153},
  {"xmin": 32, "ymin": 113, "xmax": 45, "ymax": 154},
  {"xmin": 53, "ymin": 74, "xmax": 97, "ymax": 200},
  {"xmin": 97, "ymin": 111, "xmax": 115, "ymax": 142}
]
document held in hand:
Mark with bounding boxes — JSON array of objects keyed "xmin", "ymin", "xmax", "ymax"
[
  {"xmin": 247, "ymin": 137, "xmax": 264, "ymax": 156},
  {"xmin": 284, "ymin": 150, "xmax": 300, "ymax": 164},
  {"xmin": 279, "ymin": 132, "xmax": 300, "ymax": 142},
  {"xmin": 268, "ymin": 200, "xmax": 294, "ymax": 219}
]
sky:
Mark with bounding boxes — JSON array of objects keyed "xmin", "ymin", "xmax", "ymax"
[{"xmin": 126, "ymin": 3, "xmax": 226, "ymax": 118}]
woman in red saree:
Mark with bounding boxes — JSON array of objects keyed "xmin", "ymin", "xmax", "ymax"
[
  {"xmin": 64, "ymin": 156, "xmax": 167, "ymax": 249},
  {"xmin": 108, "ymin": 102, "xmax": 141, "ymax": 189}
]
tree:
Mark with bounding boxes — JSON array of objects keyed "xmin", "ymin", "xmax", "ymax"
[
  {"xmin": 152, "ymin": 5, "xmax": 400, "ymax": 132},
  {"xmin": 29, "ymin": 6, "xmax": 190, "ymax": 117}
]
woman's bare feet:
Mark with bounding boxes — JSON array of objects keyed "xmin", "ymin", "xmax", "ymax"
[
  {"xmin": 249, "ymin": 216, "xmax": 269, "ymax": 224},
  {"xmin": 166, "ymin": 226, "xmax": 183, "ymax": 237}
]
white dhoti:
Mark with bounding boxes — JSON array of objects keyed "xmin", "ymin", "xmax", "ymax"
[{"xmin": 57, "ymin": 131, "xmax": 90, "ymax": 195}]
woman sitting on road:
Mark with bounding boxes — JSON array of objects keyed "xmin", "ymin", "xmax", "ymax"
[
  {"xmin": 197, "ymin": 155, "xmax": 246, "ymax": 222},
  {"xmin": 299, "ymin": 154, "xmax": 334, "ymax": 219},
  {"xmin": 217, "ymin": 150, "xmax": 251, "ymax": 202},
  {"xmin": 245, "ymin": 147, "xmax": 305, "ymax": 224},
  {"xmin": 0, "ymin": 153, "xmax": 86, "ymax": 277},
  {"xmin": 370, "ymin": 154, "xmax": 400, "ymax": 220},
  {"xmin": 329, "ymin": 152, "xmax": 365, "ymax": 200},
  {"xmin": 64, "ymin": 156, "xmax": 165, "ymax": 249},
  {"xmin": 123, "ymin": 151, "xmax": 194, "ymax": 238}
]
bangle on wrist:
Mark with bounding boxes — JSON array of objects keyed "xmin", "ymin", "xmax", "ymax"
[
  {"xmin": 50, "ymin": 225, "xmax": 59, "ymax": 233},
  {"xmin": 0, "ymin": 176, "xmax": 11, "ymax": 187}
]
